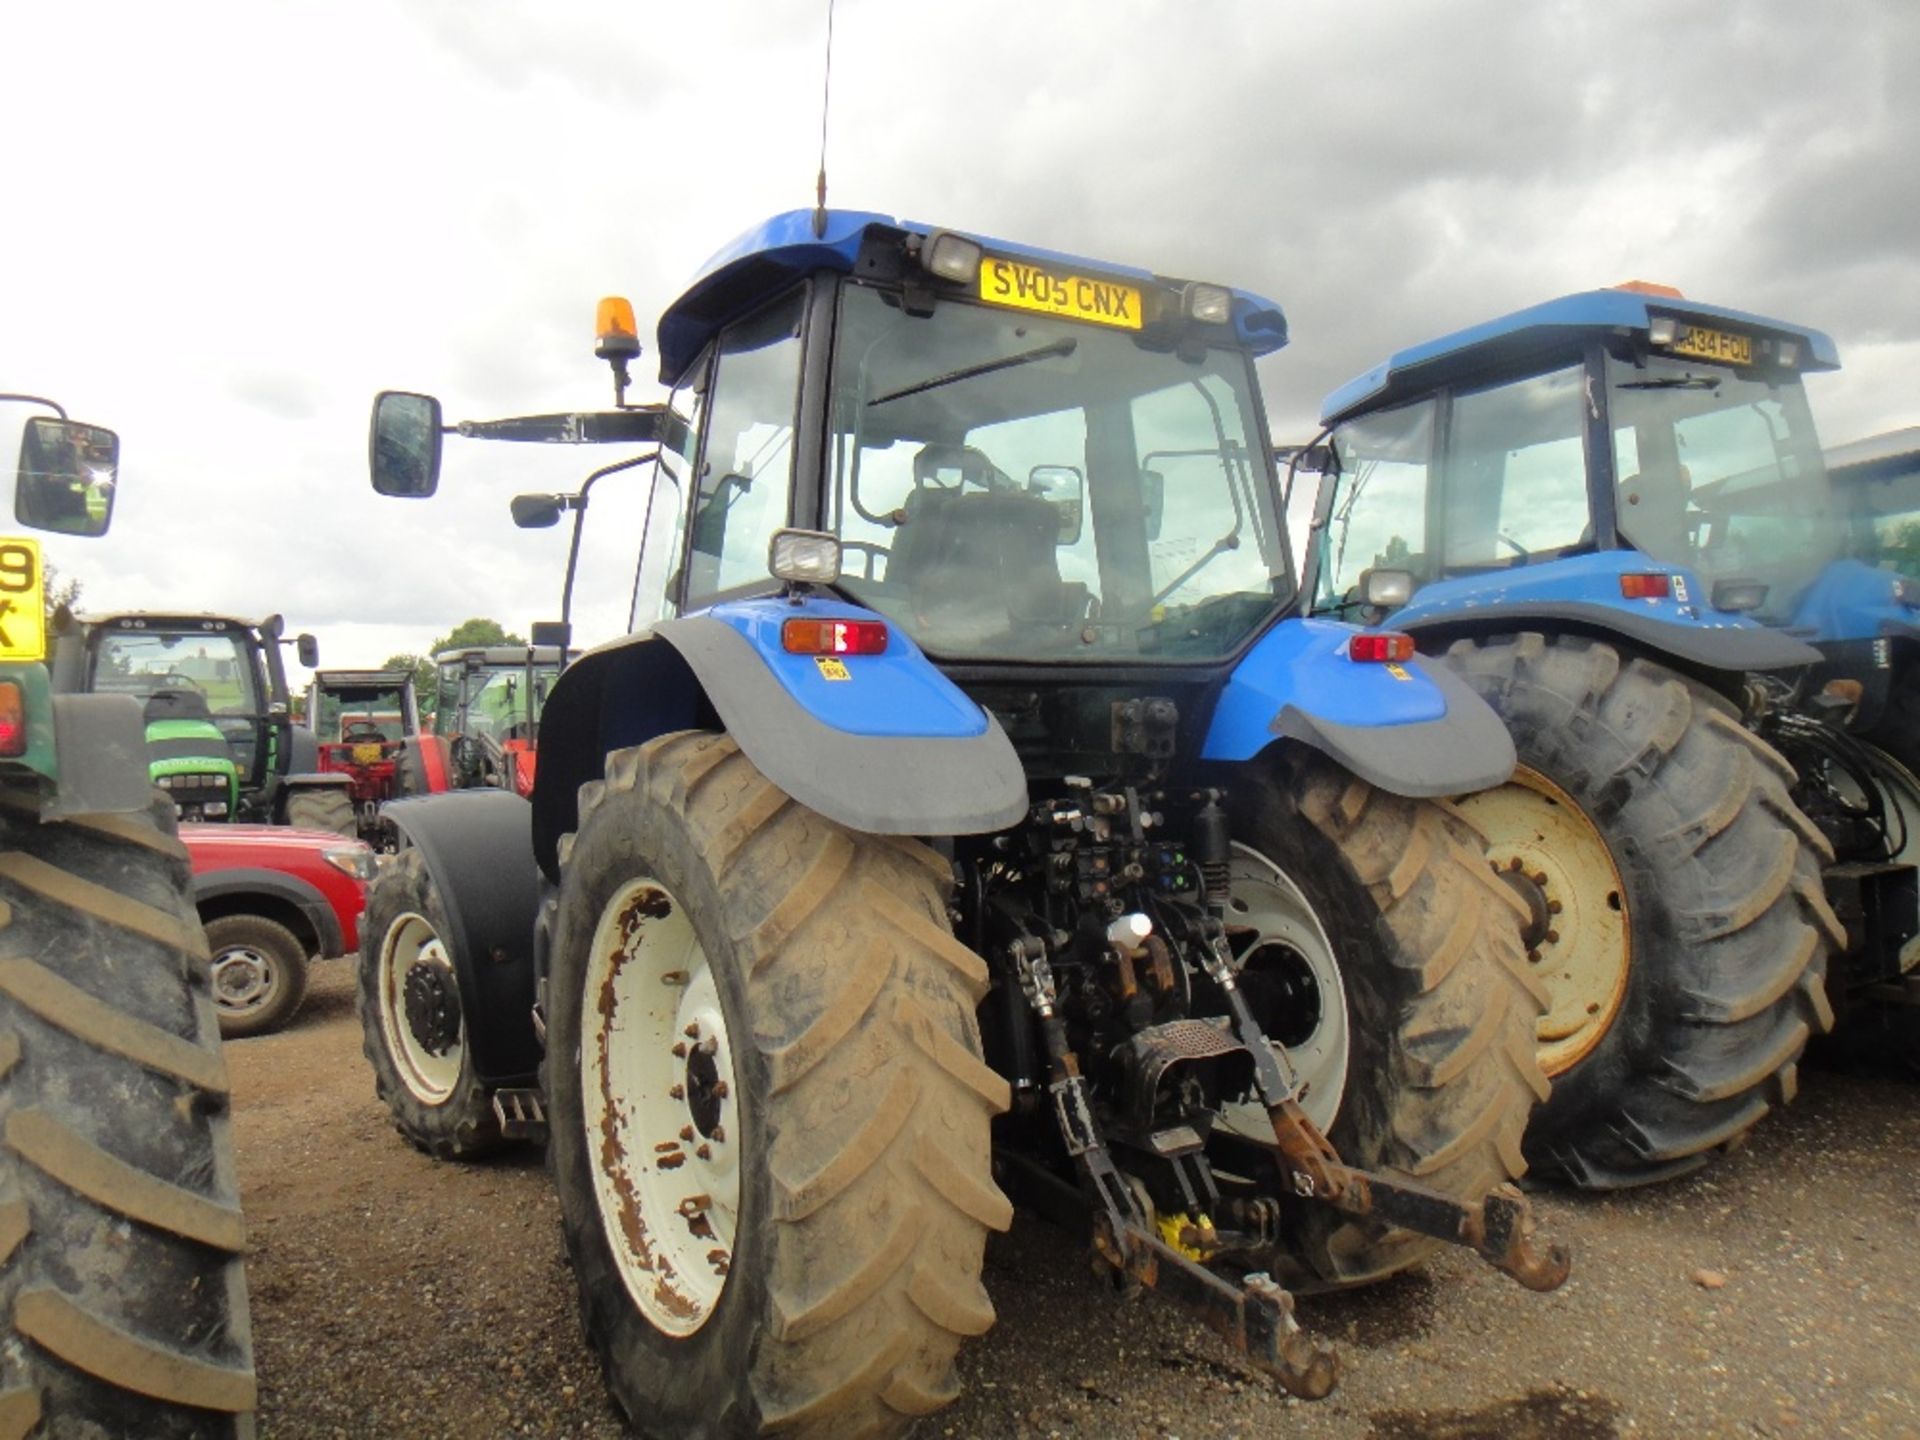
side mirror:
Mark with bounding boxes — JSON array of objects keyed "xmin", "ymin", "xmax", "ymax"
[
  {"xmin": 296, "ymin": 633, "xmax": 319, "ymax": 668},
  {"xmin": 1141, "ymin": 468, "xmax": 1165, "ymax": 542},
  {"xmin": 370, "ymin": 391, "xmax": 443, "ymax": 497},
  {"xmin": 1027, "ymin": 465, "xmax": 1085, "ymax": 545},
  {"xmin": 510, "ymin": 493, "xmax": 567, "ymax": 529},
  {"xmin": 1360, "ymin": 568, "xmax": 1415, "ymax": 609},
  {"xmin": 17, "ymin": 418, "xmax": 118, "ymax": 537},
  {"xmin": 529, "ymin": 620, "xmax": 572, "ymax": 648}
]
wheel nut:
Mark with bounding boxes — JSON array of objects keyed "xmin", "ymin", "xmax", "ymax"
[
  {"xmin": 1527, "ymin": 948, "xmax": 1541, "ymax": 963},
  {"xmin": 668, "ymin": 1084, "xmax": 685, "ymax": 1100},
  {"xmin": 678, "ymin": 1194, "xmax": 711, "ymax": 1217},
  {"xmin": 1532, "ymin": 872, "xmax": 1548, "ymax": 888},
  {"xmin": 1547, "ymin": 899, "xmax": 1563, "ymax": 915},
  {"xmin": 671, "ymin": 1042, "xmax": 688, "ymax": 1059},
  {"xmin": 684, "ymin": 1022, "xmax": 701, "ymax": 1039},
  {"xmin": 696, "ymin": 1143, "xmax": 712, "ymax": 1160},
  {"xmin": 1545, "ymin": 929, "xmax": 1560, "ymax": 945},
  {"xmin": 710, "ymin": 1124, "xmax": 725, "ymax": 1143},
  {"xmin": 699, "ymin": 1036, "xmax": 719, "ymax": 1056},
  {"xmin": 679, "ymin": 1125, "xmax": 695, "ymax": 1142},
  {"xmin": 1507, "ymin": 857, "xmax": 1524, "ymax": 872},
  {"xmin": 661, "ymin": 970, "xmax": 689, "ymax": 986},
  {"xmin": 711, "ymin": 1080, "xmax": 729, "ymax": 1100}
]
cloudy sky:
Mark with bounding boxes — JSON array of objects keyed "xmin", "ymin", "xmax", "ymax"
[{"xmin": 5, "ymin": 0, "xmax": 1916, "ymax": 685}]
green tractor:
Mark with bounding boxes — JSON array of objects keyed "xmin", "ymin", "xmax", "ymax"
[
  {"xmin": 0, "ymin": 395, "xmax": 255, "ymax": 1433},
  {"xmin": 432, "ymin": 641, "xmax": 565, "ymax": 796},
  {"xmin": 50, "ymin": 608, "xmax": 358, "ymax": 831}
]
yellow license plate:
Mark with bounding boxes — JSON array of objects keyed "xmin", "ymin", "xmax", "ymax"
[
  {"xmin": 353, "ymin": 743, "xmax": 385, "ymax": 765},
  {"xmin": 978, "ymin": 257, "xmax": 1143, "ymax": 330},
  {"xmin": 0, "ymin": 538, "xmax": 46, "ymax": 663},
  {"xmin": 1669, "ymin": 324, "xmax": 1753, "ymax": 366}
]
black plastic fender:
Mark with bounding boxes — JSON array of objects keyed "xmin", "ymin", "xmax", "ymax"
[
  {"xmin": 47, "ymin": 692, "xmax": 152, "ymax": 817},
  {"xmin": 1400, "ymin": 601, "xmax": 1824, "ymax": 672},
  {"xmin": 530, "ymin": 617, "xmax": 1028, "ymax": 882},
  {"xmin": 383, "ymin": 789, "xmax": 544, "ymax": 1088}
]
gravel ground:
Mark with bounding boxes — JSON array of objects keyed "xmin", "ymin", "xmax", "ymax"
[{"xmin": 231, "ymin": 964, "xmax": 1920, "ymax": 1439}]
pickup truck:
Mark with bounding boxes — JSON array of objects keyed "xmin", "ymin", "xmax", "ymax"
[{"xmin": 181, "ymin": 824, "xmax": 375, "ymax": 1036}]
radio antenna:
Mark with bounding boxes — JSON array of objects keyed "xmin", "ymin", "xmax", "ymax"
[{"xmin": 811, "ymin": 0, "xmax": 836, "ymax": 238}]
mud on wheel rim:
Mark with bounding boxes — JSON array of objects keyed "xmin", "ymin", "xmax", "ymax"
[
  {"xmin": 1219, "ymin": 842, "xmax": 1351, "ymax": 1139},
  {"xmin": 1452, "ymin": 764, "xmax": 1631, "ymax": 1077},
  {"xmin": 581, "ymin": 875, "xmax": 740, "ymax": 1338},
  {"xmin": 211, "ymin": 938, "xmax": 284, "ymax": 1019},
  {"xmin": 377, "ymin": 910, "xmax": 464, "ymax": 1103}
]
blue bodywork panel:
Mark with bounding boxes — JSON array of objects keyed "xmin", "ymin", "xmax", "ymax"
[
  {"xmin": 1788, "ymin": 559, "xmax": 1920, "ymax": 645},
  {"xmin": 658, "ymin": 208, "xmax": 1289, "ymax": 383},
  {"xmin": 708, "ymin": 595, "xmax": 989, "ymax": 739},
  {"xmin": 1390, "ymin": 551, "xmax": 1757, "ymax": 636},
  {"xmin": 1322, "ymin": 289, "xmax": 1840, "ymax": 425},
  {"xmin": 1203, "ymin": 618, "xmax": 1446, "ymax": 758}
]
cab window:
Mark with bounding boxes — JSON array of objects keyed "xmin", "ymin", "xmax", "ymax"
[{"xmin": 683, "ymin": 291, "xmax": 806, "ymax": 603}]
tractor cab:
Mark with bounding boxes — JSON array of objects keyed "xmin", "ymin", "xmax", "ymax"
[
  {"xmin": 432, "ymin": 643, "xmax": 563, "ymax": 794},
  {"xmin": 53, "ymin": 610, "xmax": 321, "ymax": 822},
  {"xmin": 1308, "ymin": 285, "xmax": 1854, "ymax": 639},
  {"xmin": 304, "ymin": 667, "xmax": 447, "ymax": 832}
]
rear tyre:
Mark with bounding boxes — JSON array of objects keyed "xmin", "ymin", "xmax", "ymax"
[
  {"xmin": 205, "ymin": 914, "xmax": 310, "ymax": 1039},
  {"xmin": 0, "ymin": 796, "xmax": 256, "ymax": 1435},
  {"xmin": 1232, "ymin": 756, "xmax": 1549, "ymax": 1288},
  {"xmin": 356, "ymin": 847, "xmax": 503, "ymax": 1158},
  {"xmin": 285, "ymin": 788, "xmax": 356, "ymax": 840},
  {"xmin": 546, "ymin": 732, "xmax": 1010, "ymax": 1439},
  {"xmin": 1447, "ymin": 633, "xmax": 1842, "ymax": 1188}
]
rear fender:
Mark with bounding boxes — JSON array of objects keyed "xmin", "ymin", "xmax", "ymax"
[
  {"xmin": 531, "ymin": 596, "xmax": 1027, "ymax": 881},
  {"xmin": 1203, "ymin": 618, "xmax": 1515, "ymax": 797},
  {"xmin": 45, "ymin": 691, "xmax": 153, "ymax": 816},
  {"xmin": 383, "ymin": 790, "xmax": 543, "ymax": 1087}
]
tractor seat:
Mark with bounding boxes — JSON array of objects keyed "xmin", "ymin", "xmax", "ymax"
[
  {"xmin": 144, "ymin": 689, "xmax": 213, "ymax": 722},
  {"xmin": 887, "ymin": 486, "xmax": 1070, "ymax": 644}
]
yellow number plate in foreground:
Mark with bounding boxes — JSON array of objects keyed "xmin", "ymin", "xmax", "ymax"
[
  {"xmin": 0, "ymin": 539, "xmax": 46, "ymax": 662},
  {"xmin": 1669, "ymin": 325, "xmax": 1753, "ymax": 366},
  {"xmin": 978, "ymin": 258, "xmax": 1143, "ymax": 330}
]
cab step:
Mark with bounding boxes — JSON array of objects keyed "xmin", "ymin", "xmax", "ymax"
[{"xmin": 491, "ymin": 1087, "xmax": 548, "ymax": 1140}]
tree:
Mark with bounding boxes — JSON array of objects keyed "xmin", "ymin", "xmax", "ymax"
[
  {"xmin": 42, "ymin": 561, "xmax": 80, "ymax": 629},
  {"xmin": 431, "ymin": 618, "xmax": 526, "ymax": 653},
  {"xmin": 382, "ymin": 653, "xmax": 438, "ymax": 717}
]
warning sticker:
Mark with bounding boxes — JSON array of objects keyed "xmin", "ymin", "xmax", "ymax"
[{"xmin": 814, "ymin": 656, "xmax": 851, "ymax": 682}]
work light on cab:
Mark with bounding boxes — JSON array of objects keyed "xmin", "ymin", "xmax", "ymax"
[
  {"xmin": 1619, "ymin": 573, "xmax": 1672, "ymax": 600},
  {"xmin": 781, "ymin": 618, "xmax": 888, "ymax": 656},
  {"xmin": 1348, "ymin": 632, "xmax": 1414, "ymax": 663},
  {"xmin": 1646, "ymin": 316, "xmax": 1680, "ymax": 347},
  {"xmin": 1184, "ymin": 283, "xmax": 1233, "ymax": 325},
  {"xmin": 768, "ymin": 528, "xmax": 842, "ymax": 585},
  {"xmin": 921, "ymin": 230, "xmax": 983, "ymax": 284}
]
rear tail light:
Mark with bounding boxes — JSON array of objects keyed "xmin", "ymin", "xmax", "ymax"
[
  {"xmin": 782, "ymin": 619, "xmax": 889, "ymax": 656},
  {"xmin": 0, "ymin": 683, "xmax": 24, "ymax": 757},
  {"xmin": 1349, "ymin": 632, "xmax": 1415, "ymax": 663},
  {"xmin": 1619, "ymin": 573, "xmax": 1672, "ymax": 600}
]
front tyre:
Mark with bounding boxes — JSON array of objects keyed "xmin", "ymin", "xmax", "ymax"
[
  {"xmin": 546, "ymin": 733, "xmax": 1011, "ymax": 1440},
  {"xmin": 355, "ymin": 847, "xmax": 503, "ymax": 1158},
  {"xmin": 1448, "ymin": 633, "xmax": 1842, "ymax": 1188},
  {"xmin": 206, "ymin": 913, "xmax": 310, "ymax": 1038},
  {"xmin": 1232, "ymin": 756, "xmax": 1550, "ymax": 1288},
  {"xmin": 0, "ymin": 798, "xmax": 256, "ymax": 1435}
]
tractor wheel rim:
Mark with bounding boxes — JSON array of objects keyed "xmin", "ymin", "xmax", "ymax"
[
  {"xmin": 1453, "ymin": 765, "xmax": 1631, "ymax": 1077},
  {"xmin": 1219, "ymin": 842, "xmax": 1351, "ymax": 1140},
  {"xmin": 210, "ymin": 945, "xmax": 275, "ymax": 1013},
  {"xmin": 581, "ymin": 876, "xmax": 738, "ymax": 1337},
  {"xmin": 377, "ymin": 911, "xmax": 464, "ymax": 1103}
]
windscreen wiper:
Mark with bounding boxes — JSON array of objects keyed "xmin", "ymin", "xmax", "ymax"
[
  {"xmin": 871, "ymin": 338, "xmax": 1078, "ymax": 407},
  {"xmin": 1619, "ymin": 377, "xmax": 1721, "ymax": 391}
]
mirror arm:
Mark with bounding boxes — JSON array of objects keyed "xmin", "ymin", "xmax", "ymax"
[
  {"xmin": 453, "ymin": 408, "xmax": 668, "ymax": 446},
  {"xmin": 559, "ymin": 451, "xmax": 656, "ymax": 627},
  {"xmin": 0, "ymin": 394, "xmax": 67, "ymax": 420}
]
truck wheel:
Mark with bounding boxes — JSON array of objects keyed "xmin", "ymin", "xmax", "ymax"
[
  {"xmin": 356, "ymin": 847, "xmax": 502, "ymax": 1158},
  {"xmin": 206, "ymin": 914, "xmax": 310, "ymax": 1039},
  {"xmin": 1447, "ymin": 633, "xmax": 1842, "ymax": 1188},
  {"xmin": 1231, "ymin": 757, "xmax": 1549, "ymax": 1289},
  {"xmin": 286, "ymin": 788, "xmax": 356, "ymax": 839},
  {"xmin": 545, "ymin": 732, "xmax": 1010, "ymax": 1439},
  {"xmin": 0, "ymin": 796, "xmax": 256, "ymax": 1434}
]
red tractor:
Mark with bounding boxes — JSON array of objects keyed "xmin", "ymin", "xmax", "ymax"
[{"xmin": 304, "ymin": 668, "xmax": 449, "ymax": 838}]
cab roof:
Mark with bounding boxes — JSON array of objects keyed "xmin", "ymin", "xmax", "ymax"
[
  {"xmin": 1825, "ymin": 425, "xmax": 1920, "ymax": 480},
  {"xmin": 1321, "ymin": 289, "xmax": 1840, "ymax": 427},
  {"xmin": 656, "ymin": 208, "xmax": 1288, "ymax": 384},
  {"xmin": 432, "ymin": 645, "xmax": 566, "ymax": 666},
  {"xmin": 312, "ymin": 670, "xmax": 413, "ymax": 689}
]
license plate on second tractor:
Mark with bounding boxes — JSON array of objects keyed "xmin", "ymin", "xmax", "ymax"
[
  {"xmin": 978, "ymin": 257, "xmax": 1143, "ymax": 330},
  {"xmin": 1669, "ymin": 324, "xmax": 1754, "ymax": 366},
  {"xmin": 352, "ymin": 743, "xmax": 384, "ymax": 765}
]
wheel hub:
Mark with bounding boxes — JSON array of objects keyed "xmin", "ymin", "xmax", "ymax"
[
  {"xmin": 402, "ymin": 961, "xmax": 461, "ymax": 1056},
  {"xmin": 211, "ymin": 949, "xmax": 270, "ymax": 1007}
]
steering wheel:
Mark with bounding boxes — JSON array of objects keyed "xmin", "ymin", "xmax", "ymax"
[
  {"xmin": 341, "ymin": 720, "xmax": 387, "ymax": 744},
  {"xmin": 156, "ymin": 672, "xmax": 205, "ymax": 695}
]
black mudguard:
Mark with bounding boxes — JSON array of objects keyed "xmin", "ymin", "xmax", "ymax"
[
  {"xmin": 384, "ymin": 789, "xmax": 543, "ymax": 1088},
  {"xmin": 48, "ymin": 692, "xmax": 152, "ymax": 817},
  {"xmin": 530, "ymin": 618, "xmax": 1028, "ymax": 882}
]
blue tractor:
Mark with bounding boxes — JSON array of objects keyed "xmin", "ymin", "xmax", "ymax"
[
  {"xmin": 1823, "ymin": 425, "xmax": 1920, "ymax": 774},
  {"xmin": 355, "ymin": 211, "xmax": 1568, "ymax": 1434},
  {"xmin": 1300, "ymin": 285, "xmax": 1917, "ymax": 1188}
]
